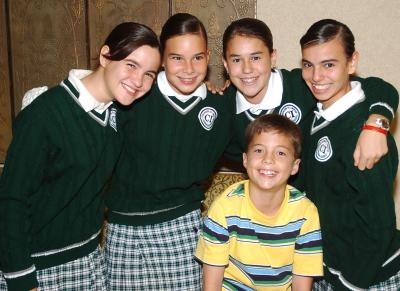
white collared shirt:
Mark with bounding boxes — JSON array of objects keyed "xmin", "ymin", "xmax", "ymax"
[
  {"xmin": 314, "ymin": 81, "xmax": 365, "ymax": 122},
  {"xmin": 157, "ymin": 71, "xmax": 207, "ymax": 102},
  {"xmin": 236, "ymin": 70, "xmax": 283, "ymax": 114},
  {"xmin": 68, "ymin": 69, "xmax": 113, "ymax": 114}
]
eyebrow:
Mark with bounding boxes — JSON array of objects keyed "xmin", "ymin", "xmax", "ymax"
[
  {"xmin": 229, "ymin": 51, "xmax": 263, "ymax": 58},
  {"xmin": 302, "ymin": 58, "xmax": 339, "ymax": 64},
  {"xmin": 125, "ymin": 58, "xmax": 157, "ymax": 75},
  {"xmin": 168, "ymin": 52, "xmax": 206, "ymax": 57}
]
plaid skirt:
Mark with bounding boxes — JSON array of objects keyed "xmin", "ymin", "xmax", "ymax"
[
  {"xmin": 313, "ymin": 269, "xmax": 400, "ymax": 291},
  {"xmin": 105, "ymin": 209, "xmax": 202, "ymax": 290},
  {"xmin": 0, "ymin": 246, "xmax": 106, "ymax": 290}
]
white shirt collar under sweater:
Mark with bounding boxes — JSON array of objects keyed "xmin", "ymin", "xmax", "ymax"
[
  {"xmin": 314, "ymin": 81, "xmax": 365, "ymax": 122},
  {"xmin": 157, "ymin": 71, "xmax": 207, "ymax": 102},
  {"xmin": 236, "ymin": 69, "xmax": 283, "ymax": 114},
  {"xmin": 68, "ymin": 69, "xmax": 113, "ymax": 114}
]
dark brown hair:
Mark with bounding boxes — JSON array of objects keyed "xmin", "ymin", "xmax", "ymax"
[
  {"xmin": 300, "ymin": 19, "xmax": 355, "ymax": 58},
  {"xmin": 102, "ymin": 22, "xmax": 160, "ymax": 61},
  {"xmin": 159, "ymin": 13, "xmax": 207, "ymax": 55},
  {"xmin": 245, "ymin": 114, "xmax": 302, "ymax": 159},
  {"xmin": 223, "ymin": 18, "xmax": 273, "ymax": 59}
]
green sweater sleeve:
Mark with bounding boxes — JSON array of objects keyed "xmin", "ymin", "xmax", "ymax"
[
  {"xmin": 355, "ymin": 76, "xmax": 399, "ymax": 122},
  {"xmin": 335, "ymin": 135, "xmax": 398, "ymax": 288},
  {"xmin": 0, "ymin": 105, "xmax": 50, "ymax": 290}
]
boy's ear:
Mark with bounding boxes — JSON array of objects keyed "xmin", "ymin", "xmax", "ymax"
[
  {"xmin": 291, "ymin": 159, "xmax": 301, "ymax": 176},
  {"xmin": 242, "ymin": 153, "xmax": 248, "ymax": 169}
]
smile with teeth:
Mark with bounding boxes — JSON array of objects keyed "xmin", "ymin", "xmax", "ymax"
[
  {"xmin": 312, "ymin": 83, "xmax": 330, "ymax": 90},
  {"xmin": 259, "ymin": 169, "xmax": 277, "ymax": 176},
  {"xmin": 179, "ymin": 77, "xmax": 197, "ymax": 84},
  {"xmin": 122, "ymin": 82, "xmax": 137, "ymax": 95},
  {"xmin": 241, "ymin": 77, "xmax": 258, "ymax": 85}
]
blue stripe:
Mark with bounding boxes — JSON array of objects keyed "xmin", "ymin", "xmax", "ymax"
[{"xmin": 226, "ymin": 216, "xmax": 305, "ymax": 235}]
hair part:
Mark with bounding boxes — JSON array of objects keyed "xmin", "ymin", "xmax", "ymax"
[
  {"xmin": 223, "ymin": 18, "xmax": 274, "ymax": 59},
  {"xmin": 244, "ymin": 114, "xmax": 302, "ymax": 159},
  {"xmin": 160, "ymin": 13, "xmax": 208, "ymax": 55},
  {"xmin": 300, "ymin": 19, "xmax": 355, "ymax": 58},
  {"xmin": 102, "ymin": 22, "xmax": 160, "ymax": 62}
]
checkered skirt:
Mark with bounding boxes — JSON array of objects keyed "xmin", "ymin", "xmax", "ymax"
[
  {"xmin": 0, "ymin": 246, "xmax": 106, "ymax": 290},
  {"xmin": 313, "ymin": 269, "xmax": 400, "ymax": 291},
  {"xmin": 105, "ymin": 209, "xmax": 202, "ymax": 290}
]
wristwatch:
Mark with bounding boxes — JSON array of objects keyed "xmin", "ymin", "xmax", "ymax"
[{"xmin": 372, "ymin": 118, "xmax": 390, "ymax": 131}]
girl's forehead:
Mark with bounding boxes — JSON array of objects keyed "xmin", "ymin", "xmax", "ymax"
[{"xmin": 168, "ymin": 32, "xmax": 206, "ymax": 42}]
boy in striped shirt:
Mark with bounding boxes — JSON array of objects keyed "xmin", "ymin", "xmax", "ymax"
[{"xmin": 195, "ymin": 114, "xmax": 322, "ymax": 290}]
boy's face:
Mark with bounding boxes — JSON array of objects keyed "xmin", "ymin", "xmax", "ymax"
[{"xmin": 243, "ymin": 130, "xmax": 300, "ymax": 195}]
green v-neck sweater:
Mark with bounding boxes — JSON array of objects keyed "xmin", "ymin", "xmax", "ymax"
[
  {"xmin": 296, "ymin": 99, "xmax": 400, "ymax": 289},
  {"xmin": 0, "ymin": 79, "xmax": 122, "ymax": 291},
  {"xmin": 225, "ymin": 69, "xmax": 399, "ymax": 161},
  {"xmin": 107, "ymin": 84, "xmax": 236, "ymax": 225}
]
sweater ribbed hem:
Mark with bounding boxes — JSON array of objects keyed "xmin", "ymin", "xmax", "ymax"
[
  {"xmin": 108, "ymin": 201, "xmax": 200, "ymax": 226},
  {"xmin": 33, "ymin": 232, "xmax": 100, "ymax": 270}
]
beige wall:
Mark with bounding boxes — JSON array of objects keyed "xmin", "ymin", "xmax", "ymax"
[{"xmin": 257, "ymin": 0, "xmax": 400, "ymax": 226}]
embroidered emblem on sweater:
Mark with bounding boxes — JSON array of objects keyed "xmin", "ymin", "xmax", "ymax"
[
  {"xmin": 198, "ymin": 107, "xmax": 218, "ymax": 131},
  {"xmin": 315, "ymin": 136, "xmax": 332, "ymax": 162},
  {"xmin": 109, "ymin": 108, "xmax": 117, "ymax": 132},
  {"xmin": 279, "ymin": 103, "xmax": 302, "ymax": 124}
]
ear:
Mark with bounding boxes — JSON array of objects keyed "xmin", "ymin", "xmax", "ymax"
[
  {"xmin": 348, "ymin": 51, "xmax": 359, "ymax": 75},
  {"xmin": 206, "ymin": 48, "xmax": 211, "ymax": 64},
  {"xmin": 242, "ymin": 152, "xmax": 248, "ymax": 169},
  {"xmin": 99, "ymin": 45, "xmax": 111, "ymax": 68},
  {"xmin": 222, "ymin": 57, "xmax": 229, "ymax": 74},
  {"xmin": 270, "ymin": 49, "xmax": 278, "ymax": 68},
  {"xmin": 290, "ymin": 159, "xmax": 301, "ymax": 176}
]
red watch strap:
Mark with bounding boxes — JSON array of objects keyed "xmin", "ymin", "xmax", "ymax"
[{"xmin": 362, "ymin": 124, "xmax": 388, "ymax": 135}]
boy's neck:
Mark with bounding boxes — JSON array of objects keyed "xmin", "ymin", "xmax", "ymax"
[{"xmin": 248, "ymin": 183, "xmax": 286, "ymax": 217}]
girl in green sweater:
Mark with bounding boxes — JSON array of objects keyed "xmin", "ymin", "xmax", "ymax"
[
  {"xmin": 0, "ymin": 22, "xmax": 160, "ymax": 291},
  {"xmin": 222, "ymin": 18, "xmax": 398, "ymax": 170},
  {"xmin": 105, "ymin": 13, "xmax": 236, "ymax": 290},
  {"xmin": 298, "ymin": 18, "xmax": 400, "ymax": 291}
]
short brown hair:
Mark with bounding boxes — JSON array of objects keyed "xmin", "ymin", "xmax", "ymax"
[{"xmin": 245, "ymin": 114, "xmax": 302, "ymax": 159}]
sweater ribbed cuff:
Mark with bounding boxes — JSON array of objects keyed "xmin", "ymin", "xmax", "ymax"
[{"xmin": 5, "ymin": 271, "xmax": 38, "ymax": 291}]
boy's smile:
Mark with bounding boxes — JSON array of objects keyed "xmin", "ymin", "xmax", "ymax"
[{"xmin": 243, "ymin": 130, "xmax": 300, "ymax": 199}]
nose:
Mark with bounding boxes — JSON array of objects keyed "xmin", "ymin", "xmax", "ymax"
[
  {"xmin": 262, "ymin": 152, "xmax": 273, "ymax": 164},
  {"xmin": 312, "ymin": 67, "xmax": 323, "ymax": 82},
  {"xmin": 132, "ymin": 72, "xmax": 143, "ymax": 88},
  {"xmin": 184, "ymin": 60, "xmax": 194, "ymax": 74},
  {"xmin": 242, "ymin": 59, "xmax": 252, "ymax": 74}
]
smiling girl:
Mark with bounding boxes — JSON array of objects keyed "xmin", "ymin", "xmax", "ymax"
[
  {"xmin": 0, "ymin": 22, "xmax": 160, "ymax": 291},
  {"xmin": 298, "ymin": 19, "xmax": 400, "ymax": 291},
  {"xmin": 222, "ymin": 18, "xmax": 398, "ymax": 170},
  {"xmin": 104, "ymin": 13, "xmax": 235, "ymax": 290}
]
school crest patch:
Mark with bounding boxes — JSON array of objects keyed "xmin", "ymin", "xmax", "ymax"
[
  {"xmin": 279, "ymin": 103, "xmax": 302, "ymax": 124},
  {"xmin": 315, "ymin": 136, "xmax": 332, "ymax": 162},
  {"xmin": 109, "ymin": 108, "xmax": 117, "ymax": 132},
  {"xmin": 198, "ymin": 107, "xmax": 218, "ymax": 131}
]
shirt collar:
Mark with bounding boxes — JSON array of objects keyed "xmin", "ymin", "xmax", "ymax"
[
  {"xmin": 68, "ymin": 69, "xmax": 113, "ymax": 114},
  {"xmin": 236, "ymin": 70, "xmax": 283, "ymax": 114},
  {"xmin": 157, "ymin": 71, "xmax": 207, "ymax": 102},
  {"xmin": 315, "ymin": 81, "xmax": 365, "ymax": 121}
]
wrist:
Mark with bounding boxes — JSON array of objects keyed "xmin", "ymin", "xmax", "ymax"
[{"xmin": 362, "ymin": 124, "xmax": 388, "ymax": 135}]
